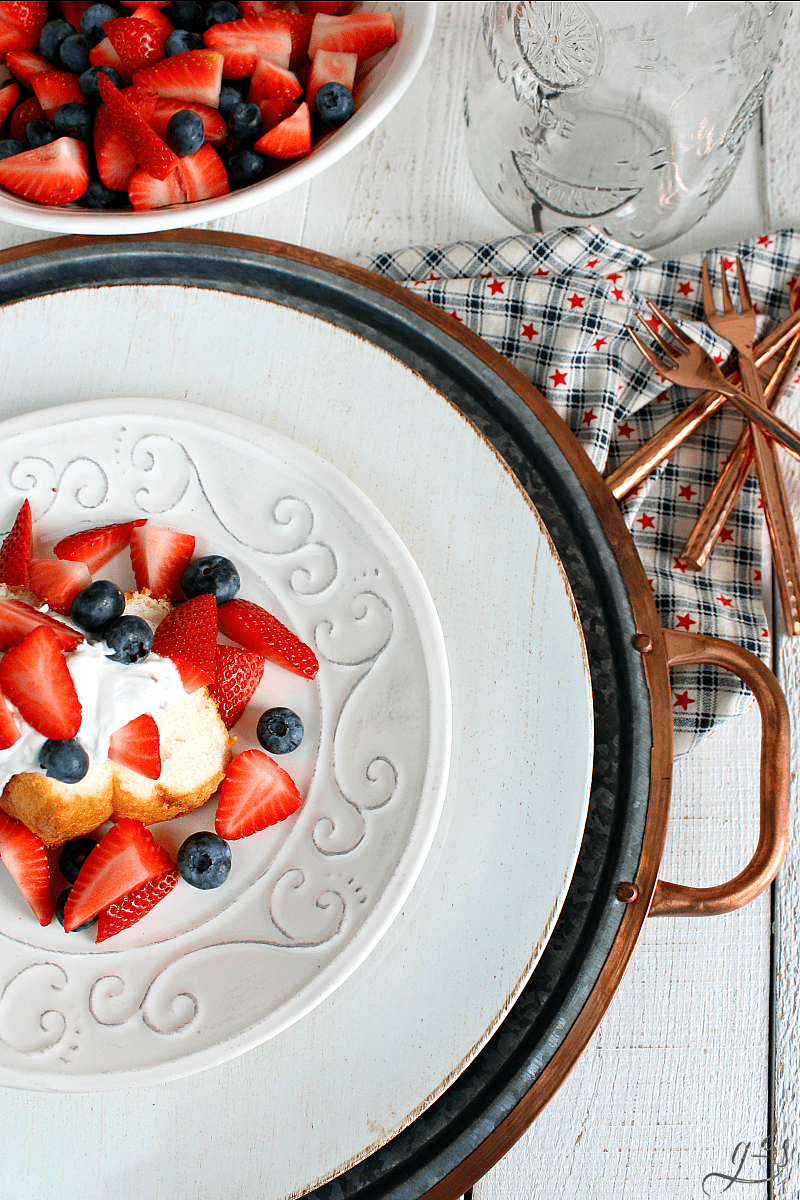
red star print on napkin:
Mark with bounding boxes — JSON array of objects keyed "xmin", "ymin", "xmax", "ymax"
[{"xmin": 674, "ymin": 691, "xmax": 695, "ymax": 710}]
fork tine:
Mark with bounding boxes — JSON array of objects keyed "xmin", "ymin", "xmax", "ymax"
[
  {"xmin": 735, "ymin": 256, "xmax": 753, "ymax": 312},
  {"xmin": 701, "ymin": 258, "xmax": 717, "ymax": 319},
  {"xmin": 719, "ymin": 257, "xmax": 735, "ymax": 314},
  {"xmin": 627, "ymin": 325, "xmax": 675, "ymax": 376},
  {"xmin": 646, "ymin": 300, "xmax": 692, "ymax": 350},
  {"xmin": 636, "ymin": 312, "xmax": 688, "ymax": 360}
]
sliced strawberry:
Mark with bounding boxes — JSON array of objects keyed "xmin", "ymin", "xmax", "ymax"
[
  {"xmin": 97, "ymin": 72, "xmax": 177, "ymax": 179},
  {"xmin": 119, "ymin": 0, "xmax": 171, "ymax": 6},
  {"xmin": 0, "ymin": 499, "xmax": 31, "ymax": 588},
  {"xmin": 95, "ymin": 865, "xmax": 178, "ymax": 943},
  {"xmin": 62, "ymin": 818, "xmax": 174, "ymax": 932},
  {"xmin": 151, "ymin": 592, "xmax": 217, "ymax": 691},
  {"xmin": 0, "ymin": 624, "xmax": 82, "ymax": 740},
  {"xmin": 128, "ymin": 140, "xmax": 229, "ymax": 209},
  {"xmin": 246, "ymin": 57, "xmax": 303, "ymax": 105},
  {"xmin": 131, "ymin": 49, "xmax": 224, "ymax": 106},
  {"xmin": 209, "ymin": 644, "xmax": 264, "ymax": 728},
  {"xmin": 0, "ymin": 81, "xmax": 20, "ymax": 129},
  {"xmin": 54, "ymin": 518, "xmax": 146, "ymax": 573},
  {"xmin": 58, "ymin": 2, "xmax": 93, "ymax": 27},
  {"xmin": 256, "ymin": 93, "xmax": 298, "ymax": 132},
  {"xmin": 31, "ymin": 69, "xmax": 86, "ymax": 120},
  {"xmin": 297, "ymin": 2, "xmax": 355, "ymax": 12},
  {"xmin": 0, "ymin": 596, "xmax": 83, "ymax": 652},
  {"xmin": 257, "ymin": 10, "xmax": 315, "ymax": 70},
  {"xmin": 89, "ymin": 36, "xmax": 133, "ymax": 85},
  {"xmin": 0, "ymin": 686, "xmax": 21, "ymax": 750},
  {"xmin": 147, "ymin": 96, "xmax": 227, "ymax": 145},
  {"xmin": 203, "ymin": 17, "xmax": 292, "ymax": 78},
  {"xmin": 129, "ymin": 523, "xmax": 195, "ymax": 600},
  {"xmin": 94, "ymin": 84, "xmax": 158, "ymax": 190},
  {"xmin": 0, "ymin": 136, "xmax": 88, "ymax": 206},
  {"xmin": 215, "ymin": 748, "xmax": 302, "ymax": 839},
  {"xmin": 27, "ymin": 557, "xmax": 91, "ymax": 614},
  {"xmin": 0, "ymin": 3, "xmax": 49, "ymax": 56},
  {"xmin": 239, "ymin": 2, "xmax": 282, "ymax": 15},
  {"xmin": 4, "ymin": 48, "xmax": 50, "ymax": 87},
  {"xmin": 217, "ymin": 598, "xmax": 318, "ymax": 679},
  {"xmin": 254, "ymin": 101, "xmax": 310, "ymax": 159},
  {"xmin": 0, "ymin": 810, "xmax": 53, "ymax": 926},
  {"xmin": 308, "ymin": 11, "xmax": 396, "ymax": 59},
  {"xmin": 8, "ymin": 94, "xmax": 43, "ymax": 143},
  {"xmin": 104, "ymin": 15, "xmax": 165, "ymax": 73},
  {"xmin": 107, "ymin": 712, "xmax": 161, "ymax": 779},
  {"xmin": 305, "ymin": 47, "xmax": 356, "ymax": 107},
  {"xmin": 128, "ymin": 4, "xmax": 174, "ymax": 46}
]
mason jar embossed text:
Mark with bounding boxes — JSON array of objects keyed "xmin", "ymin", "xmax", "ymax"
[{"xmin": 464, "ymin": 2, "xmax": 789, "ymax": 249}]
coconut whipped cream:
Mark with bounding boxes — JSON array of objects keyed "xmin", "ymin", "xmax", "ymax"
[{"xmin": 0, "ymin": 638, "xmax": 185, "ymax": 791}]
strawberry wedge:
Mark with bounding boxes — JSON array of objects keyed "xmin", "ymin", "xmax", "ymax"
[
  {"xmin": 0, "ymin": 498, "xmax": 32, "ymax": 588},
  {"xmin": 151, "ymin": 592, "xmax": 217, "ymax": 690},
  {"xmin": 209, "ymin": 644, "xmax": 264, "ymax": 729},
  {"xmin": 215, "ymin": 748, "xmax": 302, "ymax": 839},
  {"xmin": 0, "ymin": 687, "xmax": 21, "ymax": 750},
  {"xmin": 62, "ymin": 818, "xmax": 174, "ymax": 932},
  {"xmin": 0, "ymin": 624, "xmax": 82, "ymax": 740},
  {"xmin": 107, "ymin": 712, "xmax": 162, "ymax": 780},
  {"xmin": 0, "ymin": 596, "xmax": 83, "ymax": 653},
  {"xmin": 0, "ymin": 136, "xmax": 88, "ymax": 206},
  {"xmin": 27, "ymin": 557, "xmax": 91, "ymax": 615},
  {"xmin": 217, "ymin": 597, "xmax": 318, "ymax": 679},
  {"xmin": 95, "ymin": 866, "xmax": 179, "ymax": 943},
  {"xmin": 255, "ymin": 101, "xmax": 311, "ymax": 158},
  {"xmin": 97, "ymin": 72, "xmax": 178, "ymax": 180},
  {"xmin": 54, "ymin": 518, "xmax": 146, "ymax": 573},
  {"xmin": 129, "ymin": 523, "xmax": 195, "ymax": 601},
  {"xmin": 128, "ymin": 141, "xmax": 229, "ymax": 209},
  {"xmin": 131, "ymin": 49, "xmax": 224, "ymax": 107},
  {"xmin": 0, "ymin": 810, "xmax": 54, "ymax": 927},
  {"xmin": 308, "ymin": 11, "xmax": 396, "ymax": 59},
  {"xmin": 203, "ymin": 16, "xmax": 292, "ymax": 78}
]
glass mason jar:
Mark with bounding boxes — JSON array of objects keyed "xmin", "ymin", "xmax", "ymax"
[{"xmin": 463, "ymin": 2, "xmax": 790, "ymax": 249}]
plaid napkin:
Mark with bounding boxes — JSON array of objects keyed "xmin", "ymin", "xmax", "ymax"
[{"xmin": 366, "ymin": 227, "xmax": 800, "ymax": 755}]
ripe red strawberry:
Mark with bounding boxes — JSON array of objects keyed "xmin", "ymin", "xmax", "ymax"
[
  {"xmin": 239, "ymin": 2, "xmax": 282, "ymax": 15},
  {"xmin": 256, "ymin": 10, "xmax": 316, "ymax": 69},
  {"xmin": 89, "ymin": 36, "xmax": 132, "ymax": 85},
  {"xmin": 203, "ymin": 17, "xmax": 292, "ymax": 78},
  {"xmin": 147, "ymin": 97, "xmax": 227, "ymax": 145},
  {"xmin": 0, "ymin": 2, "xmax": 48, "ymax": 56},
  {"xmin": 97, "ymin": 72, "xmax": 177, "ymax": 179},
  {"xmin": 0, "ymin": 686, "xmax": 21, "ymax": 750},
  {"xmin": 128, "ymin": 140, "xmax": 229, "ymax": 209},
  {"xmin": 31, "ymin": 69, "xmax": 86, "ymax": 120},
  {"xmin": 128, "ymin": 4, "xmax": 174, "ymax": 47},
  {"xmin": 104, "ymin": 16, "xmax": 166, "ymax": 73},
  {"xmin": 131, "ymin": 49, "xmax": 224, "ymax": 107},
  {"xmin": 0, "ymin": 499, "xmax": 31, "ymax": 588},
  {"xmin": 305, "ymin": 47, "xmax": 356, "ymax": 107},
  {"xmin": 0, "ymin": 810, "xmax": 54, "ymax": 926},
  {"xmin": 59, "ymin": 2, "xmax": 93, "ymax": 27},
  {"xmin": 0, "ymin": 596, "xmax": 84, "ymax": 652},
  {"xmin": 151, "ymin": 592, "xmax": 217, "ymax": 691},
  {"xmin": 119, "ymin": 0, "xmax": 171, "ymax": 7},
  {"xmin": 217, "ymin": 598, "xmax": 318, "ymax": 679},
  {"xmin": 308, "ymin": 11, "xmax": 396, "ymax": 59},
  {"xmin": 62, "ymin": 818, "xmax": 174, "ymax": 931},
  {"xmin": 129, "ymin": 523, "xmax": 195, "ymax": 600},
  {"xmin": 94, "ymin": 83, "xmax": 158, "ymax": 190},
  {"xmin": 5, "ymin": 49, "xmax": 50, "ymax": 87},
  {"xmin": 0, "ymin": 136, "xmax": 89, "ymax": 206},
  {"xmin": 27, "ymin": 557, "xmax": 91, "ymax": 614},
  {"xmin": 209, "ymin": 644, "xmax": 264, "ymax": 728},
  {"xmin": 215, "ymin": 748, "xmax": 302, "ymax": 839},
  {"xmin": 0, "ymin": 82, "xmax": 20, "ymax": 130},
  {"xmin": 254, "ymin": 101, "xmax": 310, "ymax": 158},
  {"xmin": 8, "ymin": 94, "xmax": 44, "ymax": 143},
  {"xmin": 246, "ymin": 57, "xmax": 303, "ymax": 105},
  {"xmin": 54, "ymin": 518, "xmax": 146, "ymax": 573},
  {"xmin": 95, "ymin": 865, "xmax": 179, "ymax": 943},
  {"xmin": 0, "ymin": 624, "xmax": 82, "ymax": 740},
  {"xmin": 256, "ymin": 94, "xmax": 299, "ymax": 132},
  {"xmin": 297, "ymin": 2, "xmax": 355, "ymax": 12},
  {"xmin": 107, "ymin": 712, "xmax": 161, "ymax": 779}
]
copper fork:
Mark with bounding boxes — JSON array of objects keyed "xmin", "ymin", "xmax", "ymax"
[{"xmin": 697, "ymin": 258, "xmax": 800, "ymax": 634}]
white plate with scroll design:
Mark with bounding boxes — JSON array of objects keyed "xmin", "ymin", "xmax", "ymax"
[{"xmin": 0, "ymin": 398, "xmax": 451, "ymax": 1090}]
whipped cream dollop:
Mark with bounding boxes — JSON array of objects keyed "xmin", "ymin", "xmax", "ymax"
[{"xmin": 0, "ymin": 637, "xmax": 185, "ymax": 791}]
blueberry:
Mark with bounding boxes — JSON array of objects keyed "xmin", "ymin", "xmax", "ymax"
[
  {"xmin": 102, "ymin": 614, "xmax": 153, "ymax": 664},
  {"xmin": 205, "ymin": 1, "xmax": 239, "ymax": 27},
  {"xmin": 256, "ymin": 707, "xmax": 303, "ymax": 754},
  {"xmin": 40, "ymin": 738, "xmax": 90, "ymax": 784},
  {"xmin": 315, "ymin": 82, "xmax": 354, "ymax": 126},
  {"xmin": 55, "ymin": 887, "xmax": 97, "ymax": 931},
  {"xmin": 79, "ymin": 64, "xmax": 123, "ymax": 104},
  {"xmin": 165, "ymin": 28, "xmax": 203, "ymax": 55},
  {"xmin": 81, "ymin": 175, "xmax": 123, "ymax": 208},
  {"xmin": 165, "ymin": 108, "xmax": 204, "ymax": 156},
  {"xmin": 218, "ymin": 84, "xmax": 246, "ymax": 122},
  {"xmin": 80, "ymin": 3, "xmax": 119, "ymax": 45},
  {"xmin": 227, "ymin": 148, "xmax": 265, "ymax": 188},
  {"xmin": 59, "ymin": 33, "xmax": 92, "ymax": 75},
  {"xmin": 54, "ymin": 102, "xmax": 94, "ymax": 142},
  {"xmin": 58, "ymin": 837, "xmax": 97, "ymax": 884},
  {"xmin": 39, "ymin": 19, "xmax": 76, "ymax": 63},
  {"xmin": 71, "ymin": 579, "xmax": 125, "ymax": 632},
  {"xmin": 166, "ymin": 1, "xmax": 205, "ymax": 32},
  {"xmin": 25, "ymin": 119, "xmax": 57, "ymax": 148},
  {"xmin": 0, "ymin": 139, "xmax": 25, "ymax": 161},
  {"xmin": 181, "ymin": 555, "xmax": 240, "ymax": 603},
  {"xmin": 177, "ymin": 831, "xmax": 231, "ymax": 890},
  {"xmin": 228, "ymin": 101, "xmax": 261, "ymax": 142}
]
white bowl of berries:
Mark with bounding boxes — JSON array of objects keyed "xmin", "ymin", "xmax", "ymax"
[{"xmin": 0, "ymin": 0, "xmax": 436, "ymax": 233}]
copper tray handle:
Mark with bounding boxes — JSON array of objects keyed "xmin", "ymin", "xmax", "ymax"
[{"xmin": 648, "ymin": 627, "xmax": 790, "ymax": 917}]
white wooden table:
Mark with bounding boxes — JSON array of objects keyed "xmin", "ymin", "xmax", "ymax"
[{"xmin": 0, "ymin": 5, "xmax": 798, "ymax": 1197}]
